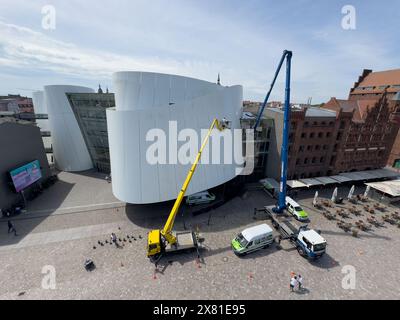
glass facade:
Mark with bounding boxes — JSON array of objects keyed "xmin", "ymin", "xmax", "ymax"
[{"xmin": 67, "ymin": 93, "xmax": 115, "ymax": 173}]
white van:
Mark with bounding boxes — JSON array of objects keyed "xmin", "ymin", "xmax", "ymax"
[
  {"xmin": 286, "ymin": 196, "xmax": 309, "ymax": 221},
  {"xmin": 232, "ymin": 224, "xmax": 274, "ymax": 256},
  {"xmin": 186, "ymin": 191, "xmax": 216, "ymax": 206}
]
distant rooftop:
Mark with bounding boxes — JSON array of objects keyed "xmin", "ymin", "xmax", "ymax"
[
  {"xmin": 0, "ymin": 117, "xmax": 33, "ymax": 126},
  {"xmin": 267, "ymin": 106, "xmax": 336, "ymax": 118},
  {"xmin": 305, "ymin": 107, "xmax": 336, "ymax": 118},
  {"xmin": 358, "ymin": 69, "xmax": 400, "ymax": 88}
]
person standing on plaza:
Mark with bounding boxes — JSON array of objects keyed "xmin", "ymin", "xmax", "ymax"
[
  {"xmin": 111, "ymin": 233, "xmax": 118, "ymax": 247},
  {"xmin": 290, "ymin": 275, "xmax": 298, "ymax": 292},
  {"xmin": 8, "ymin": 220, "xmax": 17, "ymax": 236},
  {"xmin": 298, "ymin": 274, "xmax": 303, "ymax": 290}
]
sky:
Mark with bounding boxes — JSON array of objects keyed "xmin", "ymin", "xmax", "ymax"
[{"xmin": 0, "ymin": 0, "xmax": 399, "ymax": 103}]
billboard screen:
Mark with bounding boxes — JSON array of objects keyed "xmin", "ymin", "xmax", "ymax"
[{"xmin": 9, "ymin": 160, "xmax": 42, "ymax": 192}]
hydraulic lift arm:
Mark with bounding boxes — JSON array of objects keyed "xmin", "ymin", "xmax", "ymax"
[
  {"xmin": 147, "ymin": 118, "xmax": 225, "ymax": 257},
  {"xmin": 161, "ymin": 118, "xmax": 224, "ymax": 244}
]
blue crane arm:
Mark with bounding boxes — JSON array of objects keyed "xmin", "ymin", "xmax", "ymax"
[
  {"xmin": 276, "ymin": 51, "xmax": 292, "ymax": 213},
  {"xmin": 253, "ymin": 50, "xmax": 290, "ymax": 130},
  {"xmin": 253, "ymin": 50, "xmax": 292, "ymax": 213}
]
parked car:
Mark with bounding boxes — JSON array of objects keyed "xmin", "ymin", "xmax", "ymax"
[
  {"xmin": 186, "ymin": 191, "xmax": 216, "ymax": 206},
  {"xmin": 286, "ymin": 196, "xmax": 309, "ymax": 221}
]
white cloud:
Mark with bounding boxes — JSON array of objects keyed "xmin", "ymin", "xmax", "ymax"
[{"xmin": 0, "ymin": 1, "xmax": 398, "ymax": 103}]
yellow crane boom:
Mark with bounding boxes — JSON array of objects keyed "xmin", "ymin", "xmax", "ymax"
[{"xmin": 147, "ymin": 118, "xmax": 226, "ymax": 258}]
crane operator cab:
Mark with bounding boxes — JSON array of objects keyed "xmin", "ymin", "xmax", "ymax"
[{"xmin": 147, "ymin": 229, "xmax": 162, "ymax": 257}]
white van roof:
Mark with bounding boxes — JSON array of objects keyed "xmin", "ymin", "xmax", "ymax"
[{"xmin": 242, "ymin": 224, "xmax": 273, "ymax": 241}]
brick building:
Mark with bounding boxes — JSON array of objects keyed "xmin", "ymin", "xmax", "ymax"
[
  {"xmin": 265, "ymin": 107, "xmax": 338, "ymax": 180},
  {"xmin": 323, "ymin": 92, "xmax": 400, "ymax": 174},
  {"xmin": 259, "ymin": 68, "xmax": 400, "ymax": 181}
]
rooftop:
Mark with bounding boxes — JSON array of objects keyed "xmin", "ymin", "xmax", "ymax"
[
  {"xmin": 0, "ymin": 117, "xmax": 33, "ymax": 126},
  {"xmin": 323, "ymin": 98, "xmax": 379, "ymax": 121},
  {"xmin": 358, "ymin": 69, "xmax": 400, "ymax": 88},
  {"xmin": 267, "ymin": 106, "xmax": 336, "ymax": 118}
]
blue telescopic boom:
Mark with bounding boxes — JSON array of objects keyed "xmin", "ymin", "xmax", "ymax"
[{"xmin": 253, "ymin": 50, "xmax": 292, "ymax": 213}]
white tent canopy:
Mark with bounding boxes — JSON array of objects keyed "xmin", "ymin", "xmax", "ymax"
[
  {"xmin": 287, "ymin": 180, "xmax": 308, "ymax": 188},
  {"xmin": 365, "ymin": 179, "xmax": 400, "ymax": 197},
  {"xmin": 329, "ymin": 175, "xmax": 352, "ymax": 183},
  {"xmin": 339, "ymin": 172, "xmax": 366, "ymax": 181},
  {"xmin": 315, "ymin": 176, "xmax": 338, "ymax": 185},
  {"xmin": 284, "ymin": 168, "xmax": 399, "ymax": 189},
  {"xmin": 299, "ymin": 178, "xmax": 324, "ymax": 187}
]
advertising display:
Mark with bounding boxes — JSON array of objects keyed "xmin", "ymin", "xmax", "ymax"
[{"xmin": 9, "ymin": 160, "xmax": 42, "ymax": 192}]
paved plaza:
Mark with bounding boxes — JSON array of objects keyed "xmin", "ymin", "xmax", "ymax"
[{"xmin": 1, "ymin": 172, "xmax": 400, "ymax": 300}]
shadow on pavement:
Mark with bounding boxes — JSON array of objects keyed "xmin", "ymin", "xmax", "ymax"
[
  {"xmin": 0, "ymin": 179, "xmax": 74, "ymax": 247},
  {"xmin": 320, "ymin": 229, "xmax": 391, "ymax": 241},
  {"xmin": 309, "ymin": 253, "xmax": 340, "ymax": 269}
]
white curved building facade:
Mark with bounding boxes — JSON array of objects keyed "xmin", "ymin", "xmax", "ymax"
[
  {"xmin": 107, "ymin": 72, "xmax": 243, "ymax": 204},
  {"xmin": 32, "ymin": 90, "xmax": 50, "ymax": 131},
  {"xmin": 44, "ymin": 85, "xmax": 94, "ymax": 172}
]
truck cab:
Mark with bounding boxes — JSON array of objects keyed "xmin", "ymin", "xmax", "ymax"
[{"xmin": 296, "ymin": 228, "xmax": 326, "ymax": 259}]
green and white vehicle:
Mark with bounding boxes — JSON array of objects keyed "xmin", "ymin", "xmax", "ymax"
[
  {"xmin": 231, "ymin": 224, "xmax": 274, "ymax": 256},
  {"xmin": 286, "ymin": 196, "xmax": 309, "ymax": 221}
]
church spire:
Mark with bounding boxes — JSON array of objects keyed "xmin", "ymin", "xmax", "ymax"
[
  {"xmin": 217, "ymin": 73, "xmax": 221, "ymax": 85},
  {"xmin": 98, "ymin": 84, "xmax": 103, "ymax": 94}
]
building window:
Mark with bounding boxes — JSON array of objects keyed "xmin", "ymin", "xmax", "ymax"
[
  {"xmin": 315, "ymin": 145, "xmax": 320, "ymax": 151},
  {"xmin": 299, "ymin": 145, "xmax": 304, "ymax": 152},
  {"xmin": 301, "ymin": 133, "xmax": 306, "ymax": 138},
  {"xmin": 320, "ymin": 157, "xmax": 325, "ymax": 163},
  {"xmin": 318, "ymin": 132, "xmax": 323, "ymax": 138},
  {"xmin": 326, "ymin": 132, "xmax": 331, "ymax": 138},
  {"xmin": 296, "ymin": 158, "xmax": 300, "ymax": 165},
  {"xmin": 307, "ymin": 145, "xmax": 312, "ymax": 151},
  {"xmin": 310, "ymin": 132, "xmax": 315, "ymax": 138},
  {"xmin": 304, "ymin": 158, "xmax": 309, "ymax": 164},
  {"xmin": 312, "ymin": 157, "xmax": 316, "ymax": 164}
]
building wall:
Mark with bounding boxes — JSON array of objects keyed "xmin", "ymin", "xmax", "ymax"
[
  {"xmin": 32, "ymin": 90, "xmax": 50, "ymax": 132},
  {"xmin": 107, "ymin": 72, "xmax": 243, "ymax": 204},
  {"xmin": 326, "ymin": 95, "xmax": 400, "ymax": 173},
  {"xmin": 264, "ymin": 109, "xmax": 284, "ymax": 181},
  {"xmin": 265, "ymin": 108, "xmax": 338, "ymax": 180},
  {"xmin": 67, "ymin": 92, "xmax": 115, "ymax": 173},
  {"xmin": 44, "ymin": 85, "xmax": 94, "ymax": 172},
  {"xmin": 0, "ymin": 122, "xmax": 51, "ymax": 209}
]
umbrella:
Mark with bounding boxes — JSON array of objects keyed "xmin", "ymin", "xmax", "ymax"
[
  {"xmin": 331, "ymin": 187, "xmax": 338, "ymax": 203},
  {"xmin": 364, "ymin": 185, "xmax": 371, "ymax": 197},
  {"xmin": 348, "ymin": 185, "xmax": 355, "ymax": 200},
  {"xmin": 313, "ymin": 191, "xmax": 319, "ymax": 206}
]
